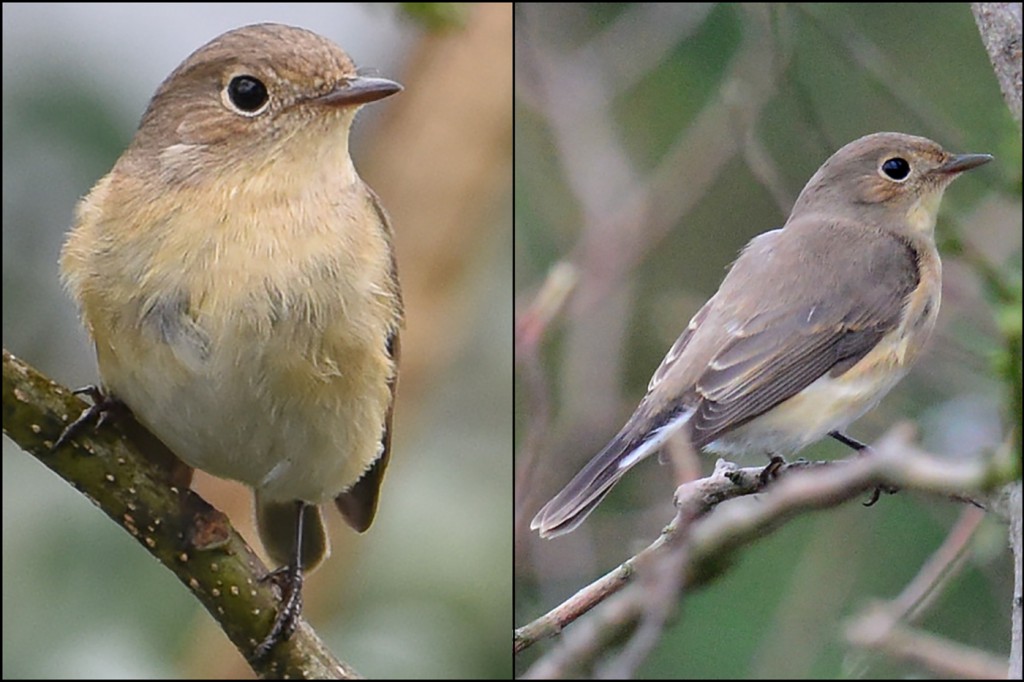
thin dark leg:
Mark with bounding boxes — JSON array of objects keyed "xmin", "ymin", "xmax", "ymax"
[
  {"xmin": 829, "ymin": 430, "xmax": 868, "ymax": 451},
  {"xmin": 827, "ymin": 431, "xmax": 899, "ymax": 506},
  {"xmin": 758, "ymin": 454, "xmax": 786, "ymax": 485},
  {"xmin": 254, "ymin": 501, "xmax": 307, "ymax": 660}
]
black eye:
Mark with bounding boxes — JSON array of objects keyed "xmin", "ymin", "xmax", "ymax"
[
  {"xmin": 227, "ymin": 76, "xmax": 269, "ymax": 113},
  {"xmin": 881, "ymin": 157, "xmax": 910, "ymax": 181}
]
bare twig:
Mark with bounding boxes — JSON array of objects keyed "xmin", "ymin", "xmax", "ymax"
[{"xmin": 518, "ymin": 425, "xmax": 1013, "ymax": 677}]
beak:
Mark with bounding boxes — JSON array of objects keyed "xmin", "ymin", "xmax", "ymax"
[
  {"xmin": 317, "ymin": 76, "xmax": 402, "ymax": 108},
  {"xmin": 939, "ymin": 152, "xmax": 993, "ymax": 174}
]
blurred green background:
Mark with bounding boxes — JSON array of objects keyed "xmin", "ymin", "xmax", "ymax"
[
  {"xmin": 3, "ymin": 3, "xmax": 512, "ymax": 679},
  {"xmin": 515, "ymin": 4, "xmax": 1019, "ymax": 679}
]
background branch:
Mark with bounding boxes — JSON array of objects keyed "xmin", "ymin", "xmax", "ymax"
[{"xmin": 971, "ymin": 4, "xmax": 1023, "ymax": 677}]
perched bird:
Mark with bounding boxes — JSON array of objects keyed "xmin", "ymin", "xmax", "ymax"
[
  {"xmin": 532, "ymin": 132, "xmax": 991, "ymax": 539},
  {"xmin": 59, "ymin": 23, "xmax": 403, "ymax": 655}
]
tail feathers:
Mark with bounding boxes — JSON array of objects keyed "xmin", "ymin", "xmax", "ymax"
[
  {"xmin": 531, "ymin": 408, "xmax": 694, "ymax": 538},
  {"xmin": 530, "ymin": 438, "xmax": 645, "ymax": 539}
]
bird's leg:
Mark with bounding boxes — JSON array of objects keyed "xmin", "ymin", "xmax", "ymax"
[
  {"xmin": 254, "ymin": 501, "xmax": 308, "ymax": 660},
  {"xmin": 53, "ymin": 385, "xmax": 127, "ymax": 450},
  {"xmin": 828, "ymin": 430, "xmax": 898, "ymax": 506},
  {"xmin": 828, "ymin": 430, "xmax": 868, "ymax": 451},
  {"xmin": 758, "ymin": 454, "xmax": 787, "ymax": 485}
]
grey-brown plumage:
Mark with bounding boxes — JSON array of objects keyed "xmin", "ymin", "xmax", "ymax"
[{"xmin": 532, "ymin": 133, "xmax": 992, "ymax": 538}]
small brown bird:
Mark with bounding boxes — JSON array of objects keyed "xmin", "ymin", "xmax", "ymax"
[
  {"xmin": 532, "ymin": 132, "xmax": 991, "ymax": 539},
  {"xmin": 59, "ymin": 24, "xmax": 403, "ymax": 655}
]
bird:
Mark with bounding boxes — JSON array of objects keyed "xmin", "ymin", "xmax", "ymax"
[
  {"xmin": 531, "ymin": 132, "xmax": 992, "ymax": 539},
  {"xmin": 58, "ymin": 23, "xmax": 404, "ymax": 655}
]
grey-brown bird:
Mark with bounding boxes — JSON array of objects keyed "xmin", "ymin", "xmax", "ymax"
[{"xmin": 532, "ymin": 132, "xmax": 991, "ymax": 539}]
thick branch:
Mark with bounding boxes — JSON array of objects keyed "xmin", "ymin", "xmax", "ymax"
[{"xmin": 2, "ymin": 348, "xmax": 359, "ymax": 679}]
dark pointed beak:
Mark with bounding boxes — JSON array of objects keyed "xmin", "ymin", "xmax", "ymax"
[
  {"xmin": 939, "ymin": 153, "xmax": 993, "ymax": 174},
  {"xmin": 317, "ymin": 76, "xmax": 402, "ymax": 107}
]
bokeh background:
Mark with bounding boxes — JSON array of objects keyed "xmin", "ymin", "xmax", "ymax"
[
  {"xmin": 515, "ymin": 4, "xmax": 1020, "ymax": 679},
  {"xmin": 3, "ymin": 3, "xmax": 511, "ymax": 678}
]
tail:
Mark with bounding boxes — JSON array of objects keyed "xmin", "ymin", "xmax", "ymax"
[
  {"xmin": 531, "ymin": 411, "xmax": 688, "ymax": 538},
  {"xmin": 529, "ymin": 442, "xmax": 632, "ymax": 538}
]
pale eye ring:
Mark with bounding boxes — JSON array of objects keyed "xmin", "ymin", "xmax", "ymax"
[
  {"xmin": 879, "ymin": 156, "xmax": 911, "ymax": 182},
  {"xmin": 223, "ymin": 75, "xmax": 270, "ymax": 116}
]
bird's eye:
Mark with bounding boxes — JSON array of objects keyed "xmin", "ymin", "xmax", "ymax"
[
  {"xmin": 226, "ymin": 76, "xmax": 269, "ymax": 114},
  {"xmin": 880, "ymin": 157, "xmax": 911, "ymax": 182}
]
